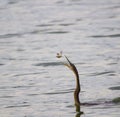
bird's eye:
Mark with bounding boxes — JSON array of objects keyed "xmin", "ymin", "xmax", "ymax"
[{"xmin": 56, "ymin": 51, "xmax": 62, "ymax": 58}]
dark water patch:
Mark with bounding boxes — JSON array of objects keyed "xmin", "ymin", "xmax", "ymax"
[
  {"xmin": 7, "ymin": 0, "xmax": 20, "ymax": 5},
  {"xmin": 8, "ymin": 1, "xmax": 17, "ymax": 5},
  {"xmin": 81, "ymin": 98, "xmax": 112, "ymax": 107},
  {"xmin": 90, "ymin": 71, "xmax": 115, "ymax": 76},
  {"xmin": 108, "ymin": 62, "xmax": 117, "ymax": 65},
  {"xmin": 66, "ymin": 105, "xmax": 74, "ymax": 108},
  {"xmin": 46, "ymin": 31, "xmax": 69, "ymax": 34},
  {"xmin": 59, "ymin": 23, "xmax": 74, "ymax": 26},
  {"xmin": 77, "ymin": 62, "xmax": 86, "ymax": 65},
  {"xmin": 27, "ymin": 93, "xmax": 40, "ymax": 96},
  {"xmin": 5, "ymin": 104, "xmax": 30, "ymax": 108},
  {"xmin": 0, "ymin": 30, "xmax": 52, "ymax": 39},
  {"xmin": 55, "ymin": 0, "xmax": 64, "ymax": 4},
  {"xmin": 50, "ymin": 19, "xmax": 65, "ymax": 23},
  {"xmin": 29, "ymin": 29, "xmax": 53, "ymax": 34},
  {"xmin": 0, "ymin": 85, "xmax": 34, "ymax": 90},
  {"xmin": 30, "ymin": 30, "xmax": 41, "ymax": 34},
  {"xmin": 0, "ymin": 29, "xmax": 68, "ymax": 38},
  {"xmin": 90, "ymin": 34, "xmax": 120, "ymax": 38},
  {"xmin": 0, "ymin": 86, "xmax": 12, "ymax": 89},
  {"xmin": 13, "ymin": 72, "xmax": 46, "ymax": 77},
  {"xmin": 12, "ymin": 85, "xmax": 34, "ymax": 89},
  {"xmin": 16, "ymin": 48, "xmax": 25, "ymax": 52},
  {"xmin": 76, "ymin": 18, "xmax": 82, "ymax": 21},
  {"xmin": 37, "ymin": 23, "xmax": 54, "ymax": 27},
  {"xmin": 108, "ymin": 73, "xmax": 116, "ymax": 76},
  {"xmin": 1, "ymin": 57, "xmax": 28, "ymax": 61},
  {"xmin": 5, "ymin": 57, "xmax": 16, "ymax": 60},
  {"xmin": 43, "ymin": 88, "xmax": 74, "ymax": 95},
  {"xmin": 34, "ymin": 62, "xmax": 62, "ymax": 67},
  {"xmin": 0, "ymin": 29, "xmax": 43, "ymax": 39},
  {"xmin": 109, "ymin": 86, "xmax": 120, "ymax": 90},
  {"xmin": 0, "ymin": 95, "xmax": 15, "ymax": 98},
  {"xmin": 43, "ymin": 90, "xmax": 73, "ymax": 95},
  {"xmin": 80, "ymin": 99, "xmax": 120, "ymax": 107},
  {"xmin": 0, "ymin": 63, "xmax": 4, "ymax": 66},
  {"xmin": 0, "ymin": 33, "xmax": 23, "ymax": 39},
  {"xmin": 81, "ymin": 102, "xmax": 100, "ymax": 107}
]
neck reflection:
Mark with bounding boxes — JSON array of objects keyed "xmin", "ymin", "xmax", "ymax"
[{"xmin": 75, "ymin": 104, "xmax": 83, "ymax": 117}]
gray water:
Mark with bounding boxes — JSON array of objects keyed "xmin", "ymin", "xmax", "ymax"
[{"xmin": 0, "ymin": 0, "xmax": 120, "ymax": 117}]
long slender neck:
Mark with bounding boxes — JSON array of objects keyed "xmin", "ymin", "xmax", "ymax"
[
  {"xmin": 64, "ymin": 56, "xmax": 81, "ymax": 106},
  {"xmin": 72, "ymin": 64, "xmax": 81, "ymax": 106}
]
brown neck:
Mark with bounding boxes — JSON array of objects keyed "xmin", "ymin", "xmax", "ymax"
[
  {"xmin": 64, "ymin": 56, "xmax": 81, "ymax": 106},
  {"xmin": 73, "ymin": 65, "xmax": 81, "ymax": 106}
]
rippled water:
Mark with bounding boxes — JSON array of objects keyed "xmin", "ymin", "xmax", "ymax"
[{"xmin": 0, "ymin": 0, "xmax": 120, "ymax": 117}]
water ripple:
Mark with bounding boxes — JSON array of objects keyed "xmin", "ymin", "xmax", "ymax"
[
  {"xmin": 5, "ymin": 104, "xmax": 30, "ymax": 108},
  {"xmin": 46, "ymin": 31, "xmax": 69, "ymax": 34},
  {"xmin": 37, "ymin": 23, "xmax": 54, "ymax": 27},
  {"xmin": 27, "ymin": 93, "xmax": 40, "ymax": 96},
  {"xmin": 0, "ymin": 85, "xmax": 34, "ymax": 90},
  {"xmin": 59, "ymin": 23, "xmax": 75, "ymax": 26},
  {"xmin": 43, "ymin": 88, "xmax": 74, "ymax": 95},
  {"xmin": 0, "ymin": 63, "xmax": 4, "ymax": 66},
  {"xmin": 0, "ymin": 29, "xmax": 68, "ymax": 39},
  {"xmin": 0, "ymin": 96, "xmax": 15, "ymax": 98},
  {"xmin": 13, "ymin": 72, "xmax": 46, "ymax": 77},
  {"xmin": 89, "ymin": 71, "xmax": 115, "ymax": 76},
  {"xmin": 90, "ymin": 34, "xmax": 120, "ymax": 38},
  {"xmin": 34, "ymin": 62, "xmax": 62, "ymax": 67},
  {"xmin": 0, "ymin": 33, "xmax": 23, "ymax": 39}
]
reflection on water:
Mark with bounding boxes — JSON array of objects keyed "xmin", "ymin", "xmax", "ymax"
[
  {"xmin": 0, "ymin": 0, "xmax": 120, "ymax": 117},
  {"xmin": 75, "ymin": 105, "xmax": 83, "ymax": 117}
]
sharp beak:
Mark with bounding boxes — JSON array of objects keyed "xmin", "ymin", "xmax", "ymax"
[
  {"xmin": 64, "ymin": 56, "xmax": 73, "ymax": 71},
  {"xmin": 56, "ymin": 52, "xmax": 74, "ymax": 71}
]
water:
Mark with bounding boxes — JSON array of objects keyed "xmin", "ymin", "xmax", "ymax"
[{"xmin": 0, "ymin": 0, "xmax": 120, "ymax": 117}]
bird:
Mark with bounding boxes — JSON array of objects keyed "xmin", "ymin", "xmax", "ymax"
[
  {"xmin": 56, "ymin": 52, "xmax": 81, "ymax": 106},
  {"xmin": 56, "ymin": 52, "xmax": 120, "ymax": 116}
]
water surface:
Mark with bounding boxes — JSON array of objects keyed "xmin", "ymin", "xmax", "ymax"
[{"xmin": 0, "ymin": 0, "xmax": 120, "ymax": 117}]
